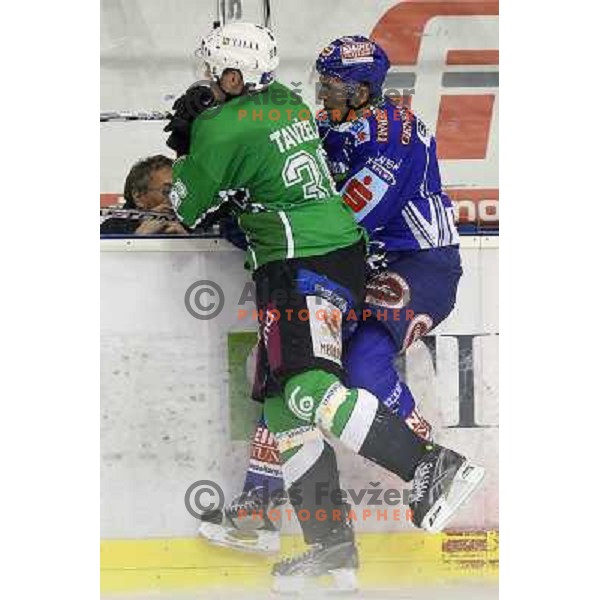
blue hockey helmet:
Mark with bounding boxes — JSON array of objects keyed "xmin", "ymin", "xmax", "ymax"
[{"xmin": 316, "ymin": 36, "xmax": 391, "ymax": 98}]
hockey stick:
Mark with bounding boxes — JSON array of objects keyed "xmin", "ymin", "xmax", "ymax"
[
  {"xmin": 214, "ymin": 0, "xmax": 270, "ymax": 27},
  {"xmin": 101, "ymin": 1, "xmax": 223, "ymax": 123},
  {"xmin": 214, "ymin": 0, "xmax": 226, "ymax": 28},
  {"xmin": 263, "ymin": 0, "xmax": 272, "ymax": 29},
  {"xmin": 100, "ymin": 207, "xmax": 179, "ymax": 222},
  {"xmin": 100, "ymin": 111, "xmax": 170, "ymax": 123}
]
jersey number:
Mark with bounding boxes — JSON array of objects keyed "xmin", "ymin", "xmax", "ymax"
[{"xmin": 282, "ymin": 149, "xmax": 334, "ymax": 201}]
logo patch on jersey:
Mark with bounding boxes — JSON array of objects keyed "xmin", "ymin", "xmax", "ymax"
[
  {"xmin": 307, "ymin": 296, "xmax": 342, "ymax": 366},
  {"xmin": 170, "ymin": 180, "xmax": 188, "ymax": 209},
  {"xmin": 250, "ymin": 424, "xmax": 280, "ymax": 466},
  {"xmin": 367, "ymin": 157, "xmax": 397, "ymax": 186},
  {"xmin": 366, "ymin": 271, "xmax": 411, "ymax": 309},
  {"xmin": 376, "ymin": 112, "xmax": 389, "ymax": 142},
  {"xmin": 341, "ymin": 42, "xmax": 375, "ymax": 64},
  {"xmin": 342, "ymin": 167, "xmax": 389, "ymax": 217},
  {"xmin": 375, "ymin": 155, "xmax": 402, "ymax": 171},
  {"xmin": 399, "ymin": 107, "xmax": 415, "ymax": 145},
  {"xmin": 350, "ymin": 118, "xmax": 371, "ymax": 145},
  {"xmin": 402, "ymin": 314, "xmax": 434, "ymax": 352},
  {"xmin": 288, "ymin": 386, "xmax": 316, "ymax": 422}
]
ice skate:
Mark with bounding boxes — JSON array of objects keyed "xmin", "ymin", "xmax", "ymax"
[
  {"xmin": 272, "ymin": 540, "xmax": 359, "ymax": 594},
  {"xmin": 197, "ymin": 487, "xmax": 281, "ymax": 554},
  {"xmin": 409, "ymin": 444, "xmax": 485, "ymax": 533}
]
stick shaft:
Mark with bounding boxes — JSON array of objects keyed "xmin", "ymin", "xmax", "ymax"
[
  {"xmin": 264, "ymin": 0, "xmax": 272, "ymax": 28},
  {"xmin": 100, "ymin": 111, "xmax": 170, "ymax": 123}
]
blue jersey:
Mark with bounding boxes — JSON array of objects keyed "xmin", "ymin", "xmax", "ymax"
[{"xmin": 318, "ymin": 100, "xmax": 459, "ymax": 252}]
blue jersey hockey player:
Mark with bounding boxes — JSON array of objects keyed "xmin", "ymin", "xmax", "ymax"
[{"xmin": 197, "ymin": 35, "xmax": 481, "ymax": 589}]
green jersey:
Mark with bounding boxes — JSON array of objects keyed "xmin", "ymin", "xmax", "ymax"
[{"xmin": 171, "ymin": 82, "xmax": 364, "ymax": 271}]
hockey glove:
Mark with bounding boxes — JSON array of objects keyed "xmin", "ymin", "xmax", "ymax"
[{"xmin": 164, "ymin": 83, "xmax": 218, "ymax": 156}]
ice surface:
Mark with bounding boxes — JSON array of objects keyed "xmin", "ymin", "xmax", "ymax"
[{"xmin": 103, "ymin": 581, "xmax": 498, "ymax": 600}]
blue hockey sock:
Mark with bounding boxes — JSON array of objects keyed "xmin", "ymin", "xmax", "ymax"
[{"xmin": 343, "ymin": 320, "xmax": 416, "ymax": 419}]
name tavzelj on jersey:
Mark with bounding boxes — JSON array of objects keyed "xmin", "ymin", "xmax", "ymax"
[
  {"xmin": 171, "ymin": 81, "xmax": 363, "ymax": 271},
  {"xmin": 318, "ymin": 100, "xmax": 459, "ymax": 252},
  {"xmin": 269, "ymin": 119, "xmax": 320, "ymax": 154}
]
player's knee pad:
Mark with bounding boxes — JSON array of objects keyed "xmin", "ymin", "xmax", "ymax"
[
  {"xmin": 284, "ymin": 370, "xmax": 379, "ymax": 453},
  {"xmin": 317, "ymin": 384, "xmax": 379, "ymax": 452},
  {"xmin": 283, "ymin": 370, "xmax": 339, "ymax": 423},
  {"xmin": 264, "ymin": 393, "xmax": 306, "ymax": 431}
]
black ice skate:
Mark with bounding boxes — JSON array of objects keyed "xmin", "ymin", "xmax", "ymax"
[
  {"xmin": 272, "ymin": 540, "xmax": 359, "ymax": 594},
  {"xmin": 197, "ymin": 487, "xmax": 281, "ymax": 554},
  {"xmin": 409, "ymin": 444, "xmax": 485, "ymax": 533}
]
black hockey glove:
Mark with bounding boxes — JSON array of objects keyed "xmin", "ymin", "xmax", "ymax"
[{"xmin": 164, "ymin": 83, "xmax": 218, "ymax": 156}]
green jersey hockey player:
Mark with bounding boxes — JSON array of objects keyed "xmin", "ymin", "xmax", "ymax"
[
  {"xmin": 168, "ymin": 22, "xmax": 484, "ymax": 594},
  {"xmin": 171, "ymin": 79, "xmax": 362, "ymax": 270}
]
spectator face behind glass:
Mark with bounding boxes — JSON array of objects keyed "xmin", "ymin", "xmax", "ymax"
[
  {"xmin": 123, "ymin": 155, "xmax": 173, "ymax": 211},
  {"xmin": 132, "ymin": 165, "xmax": 172, "ymax": 211},
  {"xmin": 119, "ymin": 155, "xmax": 187, "ymax": 235}
]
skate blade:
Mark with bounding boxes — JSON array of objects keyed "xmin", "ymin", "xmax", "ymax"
[
  {"xmin": 197, "ymin": 521, "xmax": 280, "ymax": 555},
  {"xmin": 421, "ymin": 461, "xmax": 485, "ymax": 533},
  {"xmin": 272, "ymin": 569, "xmax": 358, "ymax": 595}
]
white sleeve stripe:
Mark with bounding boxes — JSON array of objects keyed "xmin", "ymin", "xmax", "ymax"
[
  {"xmin": 403, "ymin": 203, "xmax": 434, "ymax": 248},
  {"xmin": 278, "ymin": 211, "xmax": 295, "ymax": 259},
  {"xmin": 432, "ymin": 194, "xmax": 447, "ymax": 246}
]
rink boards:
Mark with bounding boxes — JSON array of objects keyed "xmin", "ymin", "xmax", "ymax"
[{"xmin": 100, "ymin": 237, "xmax": 499, "ymax": 594}]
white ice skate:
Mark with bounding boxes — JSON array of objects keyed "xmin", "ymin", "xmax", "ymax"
[{"xmin": 197, "ymin": 488, "xmax": 281, "ymax": 554}]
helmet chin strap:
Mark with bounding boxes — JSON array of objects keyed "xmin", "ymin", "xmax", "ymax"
[
  {"xmin": 325, "ymin": 99, "xmax": 367, "ymax": 125},
  {"xmin": 340, "ymin": 97, "xmax": 371, "ymax": 122},
  {"xmin": 220, "ymin": 83, "xmax": 256, "ymax": 102},
  {"xmin": 341, "ymin": 80, "xmax": 371, "ymax": 121}
]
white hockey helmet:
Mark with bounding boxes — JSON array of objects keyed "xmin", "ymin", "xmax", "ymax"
[{"xmin": 197, "ymin": 22, "xmax": 279, "ymax": 91}]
